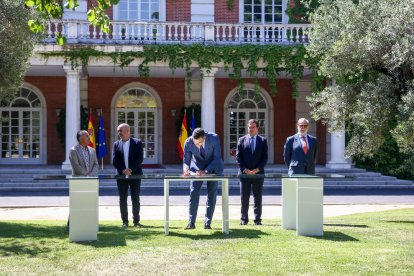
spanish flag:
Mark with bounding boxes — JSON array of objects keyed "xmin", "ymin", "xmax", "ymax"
[
  {"xmin": 87, "ymin": 113, "xmax": 96, "ymax": 148},
  {"xmin": 176, "ymin": 109, "xmax": 188, "ymax": 159}
]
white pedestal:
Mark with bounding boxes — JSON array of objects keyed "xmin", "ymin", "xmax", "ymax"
[
  {"xmin": 282, "ymin": 177, "xmax": 324, "ymax": 236},
  {"xmin": 69, "ymin": 179, "xmax": 99, "ymax": 242}
]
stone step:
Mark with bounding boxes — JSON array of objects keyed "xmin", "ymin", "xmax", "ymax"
[
  {"xmin": 0, "ymin": 165, "xmax": 412, "ymax": 192},
  {"xmin": 1, "ymin": 184, "xmax": 413, "ymax": 192}
]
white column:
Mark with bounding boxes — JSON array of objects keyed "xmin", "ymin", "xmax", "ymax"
[
  {"xmin": 201, "ymin": 68, "xmax": 218, "ymax": 132},
  {"xmin": 326, "ymin": 129, "xmax": 351, "ymax": 169},
  {"xmin": 62, "ymin": 65, "xmax": 82, "ymax": 171},
  {"xmin": 326, "ymin": 79, "xmax": 351, "ymax": 169}
]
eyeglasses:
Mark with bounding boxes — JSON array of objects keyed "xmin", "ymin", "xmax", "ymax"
[{"xmin": 298, "ymin": 124, "xmax": 308, "ymax": 128}]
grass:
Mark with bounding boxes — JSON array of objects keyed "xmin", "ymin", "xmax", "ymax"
[{"xmin": 0, "ymin": 208, "xmax": 413, "ymax": 275}]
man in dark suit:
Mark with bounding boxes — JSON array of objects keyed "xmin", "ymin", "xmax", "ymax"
[
  {"xmin": 284, "ymin": 118, "xmax": 318, "ymax": 176},
  {"xmin": 112, "ymin": 123, "xmax": 144, "ymax": 228},
  {"xmin": 183, "ymin": 128, "xmax": 224, "ymax": 230},
  {"xmin": 236, "ymin": 119, "xmax": 268, "ymax": 225}
]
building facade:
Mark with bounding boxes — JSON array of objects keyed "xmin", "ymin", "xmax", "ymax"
[{"xmin": 0, "ymin": 0, "xmax": 350, "ymax": 169}]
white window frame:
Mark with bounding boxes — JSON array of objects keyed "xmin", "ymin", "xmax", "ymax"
[
  {"xmin": 113, "ymin": 0, "xmax": 166, "ymax": 21},
  {"xmin": 239, "ymin": 0, "xmax": 288, "ymax": 24}
]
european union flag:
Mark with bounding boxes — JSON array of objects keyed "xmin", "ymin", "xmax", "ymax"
[{"xmin": 97, "ymin": 115, "xmax": 107, "ymax": 159}]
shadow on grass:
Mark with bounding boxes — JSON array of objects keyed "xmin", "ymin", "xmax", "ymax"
[
  {"xmin": 169, "ymin": 228, "xmax": 270, "ymax": 240},
  {"xmin": 0, "ymin": 222, "xmax": 166, "ymax": 255},
  {"xmin": 385, "ymin": 220, "xmax": 414, "ymax": 224},
  {"xmin": 316, "ymin": 231, "xmax": 359, "ymax": 242},
  {"xmin": 324, "ymin": 223, "xmax": 369, "ymax": 228},
  {"xmin": 0, "ymin": 221, "xmax": 67, "ymax": 257},
  {"xmin": 76, "ymin": 224, "xmax": 167, "ymax": 248}
]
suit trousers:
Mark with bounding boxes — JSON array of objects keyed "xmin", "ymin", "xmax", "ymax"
[
  {"xmin": 117, "ymin": 178, "xmax": 141, "ymax": 224},
  {"xmin": 189, "ymin": 180, "xmax": 218, "ymax": 225},
  {"xmin": 240, "ymin": 178, "xmax": 264, "ymax": 223}
]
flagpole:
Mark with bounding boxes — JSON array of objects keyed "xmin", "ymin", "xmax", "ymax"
[{"xmin": 101, "ymin": 158, "xmax": 103, "ymax": 171}]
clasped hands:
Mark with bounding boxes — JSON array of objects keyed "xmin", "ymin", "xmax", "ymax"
[
  {"xmin": 122, "ymin": 168, "xmax": 132, "ymax": 176},
  {"xmin": 243, "ymin": 168, "xmax": 260, "ymax": 175}
]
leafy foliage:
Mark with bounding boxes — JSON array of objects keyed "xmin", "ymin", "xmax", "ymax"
[
  {"xmin": 285, "ymin": 0, "xmax": 320, "ymax": 24},
  {"xmin": 306, "ymin": 0, "xmax": 414, "ymax": 178},
  {"xmin": 0, "ymin": 0, "xmax": 39, "ymax": 103},
  {"xmin": 43, "ymin": 44, "xmax": 320, "ymax": 98},
  {"xmin": 25, "ymin": 0, "xmax": 119, "ymax": 45}
]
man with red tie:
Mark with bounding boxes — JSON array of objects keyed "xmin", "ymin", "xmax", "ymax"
[{"xmin": 283, "ymin": 118, "xmax": 318, "ymax": 176}]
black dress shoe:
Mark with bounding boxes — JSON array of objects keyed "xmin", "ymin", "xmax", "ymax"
[
  {"xmin": 184, "ymin": 223, "xmax": 196, "ymax": 230},
  {"xmin": 254, "ymin": 221, "xmax": 262, "ymax": 225},
  {"xmin": 204, "ymin": 224, "xmax": 212, "ymax": 229},
  {"xmin": 240, "ymin": 221, "xmax": 248, "ymax": 225},
  {"xmin": 133, "ymin": 222, "xmax": 143, "ymax": 227},
  {"xmin": 122, "ymin": 222, "xmax": 129, "ymax": 228}
]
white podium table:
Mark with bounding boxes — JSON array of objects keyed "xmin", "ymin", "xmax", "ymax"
[
  {"xmin": 69, "ymin": 178, "xmax": 99, "ymax": 242},
  {"xmin": 164, "ymin": 176, "xmax": 229, "ymax": 236},
  {"xmin": 282, "ymin": 176, "xmax": 324, "ymax": 236}
]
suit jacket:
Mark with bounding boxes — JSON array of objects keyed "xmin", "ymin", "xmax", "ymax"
[
  {"xmin": 69, "ymin": 144, "xmax": 99, "ymax": 176},
  {"xmin": 236, "ymin": 135, "xmax": 268, "ymax": 174},
  {"xmin": 183, "ymin": 132, "xmax": 224, "ymax": 175},
  {"xmin": 284, "ymin": 133, "xmax": 318, "ymax": 175},
  {"xmin": 112, "ymin": 137, "xmax": 144, "ymax": 175}
]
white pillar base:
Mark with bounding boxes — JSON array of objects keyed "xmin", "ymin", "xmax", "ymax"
[
  {"xmin": 326, "ymin": 161, "xmax": 352, "ymax": 169},
  {"xmin": 61, "ymin": 161, "xmax": 73, "ymax": 171},
  {"xmin": 326, "ymin": 128, "xmax": 352, "ymax": 169}
]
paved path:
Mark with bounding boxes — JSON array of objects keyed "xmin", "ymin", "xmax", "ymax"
[{"xmin": 0, "ymin": 194, "xmax": 413, "ymax": 222}]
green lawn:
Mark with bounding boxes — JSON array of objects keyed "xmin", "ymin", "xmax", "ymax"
[{"xmin": 0, "ymin": 208, "xmax": 413, "ymax": 275}]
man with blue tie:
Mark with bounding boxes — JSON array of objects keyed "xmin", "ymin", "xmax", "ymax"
[
  {"xmin": 183, "ymin": 128, "xmax": 224, "ymax": 230},
  {"xmin": 284, "ymin": 118, "xmax": 318, "ymax": 176},
  {"xmin": 236, "ymin": 119, "xmax": 268, "ymax": 225},
  {"xmin": 112, "ymin": 123, "xmax": 144, "ymax": 228}
]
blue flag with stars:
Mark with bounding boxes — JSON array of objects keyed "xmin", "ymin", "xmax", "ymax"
[{"xmin": 97, "ymin": 114, "xmax": 107, "ymax": 159}]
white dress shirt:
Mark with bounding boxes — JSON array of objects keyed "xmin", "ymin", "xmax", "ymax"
[{"xmin": 122, "ymin": 139, "xmax": 130, "ymax": 169}]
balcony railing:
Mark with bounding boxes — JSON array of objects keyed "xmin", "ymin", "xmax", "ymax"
[{"xmin": 43, "ymin": 20, "xmax": 311, "ymax": 45}]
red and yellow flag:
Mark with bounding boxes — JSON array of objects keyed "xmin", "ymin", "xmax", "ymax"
[
  {"xmin": 88, "ymin": 113, "xmax": 96, "ymax": 148},
  {"xmin": 176, "ymin": 110, "xmax": 188, "ymax": 159}
]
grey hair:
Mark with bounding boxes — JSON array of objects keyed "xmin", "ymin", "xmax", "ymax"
[
  {"xmin": 117, "ymin": 123, "xmax": 130, "ymax": 131},
  {"xmin": 297, "ymin": 118, "xmax": 309, "ymax": 125}
]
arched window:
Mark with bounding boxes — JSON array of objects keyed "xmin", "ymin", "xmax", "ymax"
[
  {"xmin": 115, "ymin": 87, "xmax": 158, "ymax": 163},
  {"xmin": 0, "ymin": 87, "xmax": 44, "ymax": 163},
  {"xmin": 226, "ymin": 88, "xmax": 268, "ymax": 161}
]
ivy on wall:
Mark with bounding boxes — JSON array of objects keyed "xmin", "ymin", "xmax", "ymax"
[
  {"xmin": 43, "ymin": 44, "xmax": 322, "ymax": 99},
  {"xmin": 226, "ymin": 0, "xmax": 234, "ymax": 11}
]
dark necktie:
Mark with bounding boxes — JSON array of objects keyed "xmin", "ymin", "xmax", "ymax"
[
  {"xmin": 250, "ymin": 137, "xmax": 254, "ymax": 154},
  {"xmin": 200, "ymin": 145, "xmax": 206, "ymax": 159}
]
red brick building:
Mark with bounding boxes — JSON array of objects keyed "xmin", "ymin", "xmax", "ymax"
[{"xmin": 0, "ymin": 0, "xmax": 350, "ymax": 170}]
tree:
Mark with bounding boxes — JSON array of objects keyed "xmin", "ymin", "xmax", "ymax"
[
  {"xmin": 0, "ymin": 0, "xmax": 39, "ymax": 103},
  {"xmin": 306, "ymin": 0, "xmax": 414, "ymax": 176},
  {"xmin": 25, "ymin": 0, "xmax": 119, "ymax": 45}
]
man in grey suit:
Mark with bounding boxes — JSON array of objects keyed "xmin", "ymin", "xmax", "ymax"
[
  {"xmin": 284, "ymin": 118, "xmax": 318, "ymax": 175},
  {"xmin": 183, "ymin": 128, "xmax": 224, "ymax": 230},
  {"xmin": 69, "ymin": 130, "xmax": 99, "ymax": 176}
]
